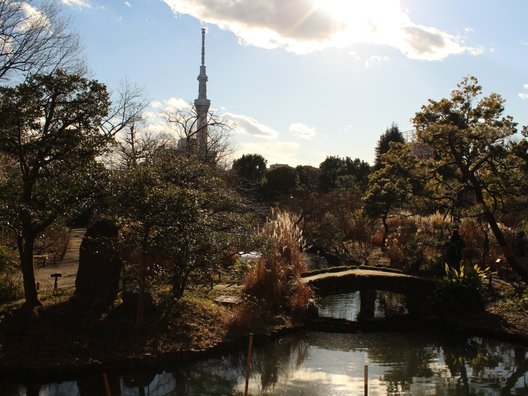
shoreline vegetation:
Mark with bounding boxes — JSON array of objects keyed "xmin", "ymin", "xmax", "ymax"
[{"xmin": 0, "ymin": 277, "xmax": 527, "ymax": 383}]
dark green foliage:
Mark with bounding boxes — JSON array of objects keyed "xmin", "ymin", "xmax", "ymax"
[
  {"xmin": 264, "ymin": 165, "xmax": 298, "ymax": 196},
  {"xmin": 429, "ymin": 264, "xmax": 488, "ymax": 314},
  {"xmin": 113, "ymin": 154, "xmax": 256, "ymax": 301},
  {"xmin": 295, "ymin": 165, "xmax": 319, "ymax": 190},
  {"xmin": 232, "ymin": 153, "xmax": 267, "ymax": 187},
  {"xmin": 0, "ymin": 244, "xmax": 22, "ymax": 302},
  {"xmin": 412, "ymin": 76, "xmax": 527, "ymax": 281},
  {"xmin": 0, "ymin": 70, "xmax": 113, "ymax": 307},
  {"xmin": 374, "ymin": 123, "xmax": 405, "ymax": 170},
  {"xmin": 319, "ymin": 156, "xmax": 371, "ymax": 192}
]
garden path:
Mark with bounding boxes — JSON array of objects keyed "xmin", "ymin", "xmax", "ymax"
[{"xmin": 34, "ymin": 228, "xmax": 86, "ymax": 295}]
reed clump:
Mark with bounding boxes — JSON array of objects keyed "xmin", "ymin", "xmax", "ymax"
[{"xmin": 243, "ymin": 209, "xmax": 313, "ymax": 317}]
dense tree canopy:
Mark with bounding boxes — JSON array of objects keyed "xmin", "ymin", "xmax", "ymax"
[
  {"xmin": 231, "ymin": 153, "xmax": 267, "ymax": 191},
  {"xmin": 0, "ymin": 70, "xmax": 113, "ymax": 307},
  {"xmin": 411, "ymin": 76, "xmax": 526, "ymax": 279},
  {"xmin": 319, "ymin": 156, "xmax": 371, "ymax": 192},
  {"xmin": 113, "ymin": 154, "xmax": 255, "ymax": 321},
  {"xmin": 265, "ymin": 165, "xmax": 298, "ymax": 197},
  {"xmin": 374, "ymin": 123, "xmax": 405, "ymax": 170}
]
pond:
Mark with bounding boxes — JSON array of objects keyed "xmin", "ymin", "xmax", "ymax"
[
  {"xmin": 2, "ymin": 292, "xmax": 527, "ymax": 395},
  {"xmin": 2, "ymin": 331, "xmax": 527, "ymax": 395}
]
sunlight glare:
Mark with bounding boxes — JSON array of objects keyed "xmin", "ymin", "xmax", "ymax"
[{"xmin": 312, "ymin": 0, "xmax": 405, "ymax": 44}]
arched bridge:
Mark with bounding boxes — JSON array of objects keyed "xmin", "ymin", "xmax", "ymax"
[{"xmin": 302, "ymin": 268, "xmax": 435, "ymax": 300}]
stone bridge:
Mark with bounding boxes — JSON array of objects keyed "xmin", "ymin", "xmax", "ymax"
[{"xmin": 302, "ymin": 267, "xmax": 436, "ymax": 318}]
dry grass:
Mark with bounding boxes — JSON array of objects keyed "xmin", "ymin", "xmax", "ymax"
[{"xmin": 243, "ymin": 209, "xmax": 313, "ymax": 317}]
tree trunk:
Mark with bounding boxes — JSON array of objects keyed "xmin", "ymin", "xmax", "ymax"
[
  {"xmin": 471, "ymin": 179, "xmax": 528, "ymax": 282},
  {"xmin": 449, "ymin": 139, "xmax": 528, "ymax": 282},
  {"xmin": 18, "ymin": 233, "xmax": 41, "ymax": 308},
  {"xmin": 381, "ymin": 215, "xmax": 389, "ymax": 252},
  {"xmin": 135, "ymin": 248, "xmax": 146, "ymax": 330}
]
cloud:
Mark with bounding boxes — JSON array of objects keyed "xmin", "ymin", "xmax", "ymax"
[
  {"xmin": 61, "ymin": 0, "xmax": 94, "ymax": 8},
  {"xmin": 145, "ymin": 98, "xmax": 278, "ymax": 140},
  {"xmin": 289, "ymin": 122, "xmax": 316, "ymax": 139},
  {"xmin": 164, "ymin": 97, "xmax": 192, "ymax": 112},
  {"xmin": 519, "ymin": 84, "xmax": 528, "ymax": 101},
  {"xmin": 364, "ymin": 55, "xmax": 390, "ymax": 68},
  {"xmin": 234, "ymin": 141, "xmax": 303, "ymax": 166},
  {"xmin": 162, "ymin": 0, "xmax": 479, "ymax": 60},
  {"xmin": 224, "ymin": 113, "xmax": 278, "ymax": 138},
  {"xmin": 124, "ymin": 1, "xmax": 132, "ymax": 7},
  {"xmin": 18, "ymin": 3, "xmax": 49, "ymax": 30}
]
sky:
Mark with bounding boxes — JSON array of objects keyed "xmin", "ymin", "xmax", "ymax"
[{"xmin": 57, "ymin": 0, "xmax": 528, "ymax": 167}]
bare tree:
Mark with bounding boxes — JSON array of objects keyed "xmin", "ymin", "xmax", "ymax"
[
  {"xmin": 165, "ymin": 105, "xmax": 235, "ymax": 167},
  {"xmin": 115, "ymin": 116, "xmax": 171, "ymax": 169},
  {"xmin": 0, "ymin": 0, "xmax": 84, "ymax": 82},
  {"xmin": 101, "ymin": 79, "xmax": 148, "ymax": 137}
]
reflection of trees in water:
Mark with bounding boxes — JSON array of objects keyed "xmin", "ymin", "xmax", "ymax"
[
  {"xmin": 363, "ymin": 332, "xmax": 437, "ymax": 393},
  {"xmin": 4, "ymin": 333, "xmax": 528, "ymax": 395},
  {"xmin": 318, "ymin": 291, "xmax": 408, "ymax": 321},
  {"xmin": 249, "ymin": 335, "xmax": 310, "ymax": 392},
  {"xmin": 168, "ymin": 358, "xmax": 240, "ymax": 395},
  {"xmin": 376, "ymin": 291, "xmax": 407, "ymax": 317},
  {"xmin": 442, "ymin": 337, "xmax": 528, "ymax": 395}
]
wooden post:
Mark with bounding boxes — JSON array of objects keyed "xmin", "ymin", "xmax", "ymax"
[
  {"xmin": 244, "ymin": 333, "xmax": 254, "ymax": 396},
  {"xmin": 102, "ymin": 373, "xmax": 112, "ymax": 396},
  {"xmin": 50, "ymin": 273, "xmax": 62, "ymax": 294},
  {"xmin": 364, "ymin": 365, "xmax": 368, "ymax": 396}
]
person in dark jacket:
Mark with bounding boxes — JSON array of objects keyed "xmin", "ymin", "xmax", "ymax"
[{"xmin": 446, "ymin": 228, "xmax": 464, "ymax": 268}]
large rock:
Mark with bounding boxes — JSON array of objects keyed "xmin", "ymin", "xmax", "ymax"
[{"xmin": 75, "ymin": 220, "xmax": 121, "ymax": 309}]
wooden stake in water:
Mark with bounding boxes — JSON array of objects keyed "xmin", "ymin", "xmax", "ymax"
[
  {"xmin": 364, "ymin": 365, "xmax": 368, "ymax": 396},
  {"xmin": 102, "ymin": 373, "xmax": 112, "ymax": 396},
  {"xmin": 244, "ymin": 333, "xmax": 254, "ymax": 396}
]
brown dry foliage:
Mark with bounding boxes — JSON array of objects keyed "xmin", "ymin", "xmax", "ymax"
[{"xmin": 243, "ymin": 209, "xmax": 313, "ymax": 316}]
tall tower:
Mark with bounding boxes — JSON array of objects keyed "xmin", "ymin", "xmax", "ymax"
[{"xmin": 194, "ymin": 28, "xmax": 210, "ymax": 160}]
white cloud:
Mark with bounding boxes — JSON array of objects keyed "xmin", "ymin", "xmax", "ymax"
[
  {"xmin": 18, "ymin": 3, "xmax": 49, "ymax": 30},
  {"xmin": 519, "ymin": 84, "xmax": 528, "ymax": 101},
  {"xmin": 364, "ymin": 55, "xmax": 390, "ymax": 68},
  {"xmin": 161, "ymin": 0, "xmax": 480, "ymax": 60},
  {"xmin": 289, "ymin": 122, "xmax": 316, "ymax": 139},
  {"xmin": 164, "ymin": 97, "xmax": 192, "ymax": 112},
  {"xmin": 234, "ymin": 141, "xmax": 302, "ymax": 166},
  {"xmin": 145, "ymin": 98, "xmax": 278, "ymax": 140},
  {"xmin": 61, "ymin": 0, "xmax": 94, "ymax": 8},
  {"xmin": 124, "ymin": 1, "xmax": 132, "ymax": 7},
  {"xmin": 224, "ymin": 113, "xmax": 278, "ymax": 139}
]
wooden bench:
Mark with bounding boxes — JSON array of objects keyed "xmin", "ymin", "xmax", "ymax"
[{"xmin": 33, "ymin": 254, "xmax": 49, "ymax": 267}]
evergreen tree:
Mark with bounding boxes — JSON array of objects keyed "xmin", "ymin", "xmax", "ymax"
[{"xmin": 374, "ymin": 123, "xmax": 405, "ymax": 170}]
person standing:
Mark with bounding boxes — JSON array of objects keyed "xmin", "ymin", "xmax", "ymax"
[
  {"xmin": 514, "ymin": 231, "xmax": 527, "ymax": 271},
  {"xmin": 446, "ymin": 228, "xmax": 465, "ymax": 268}
]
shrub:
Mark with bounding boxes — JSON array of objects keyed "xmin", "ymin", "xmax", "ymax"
[
  {"xmin": 429, "ymin": 263, "xmax": 489, "ymax": 314},
  {"xmin": 243, "ymin": 209, "xmax": 313, "ymax": 316},
  {"xmin": 0, "ymin": 245, "xmax": 23, "ymax": 302}
]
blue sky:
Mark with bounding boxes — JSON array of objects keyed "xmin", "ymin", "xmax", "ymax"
[{"xmin": 59, "ymin": 0, "xmax": 528, "ymax": 166}]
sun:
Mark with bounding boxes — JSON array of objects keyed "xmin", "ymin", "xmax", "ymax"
[
  {"xmin": 311, "ymin": 0, "xmax": 403, "ymax": 44},
  {"xmin": 312, "ymin": 0, "xmax": 369, "ymax": 22}
]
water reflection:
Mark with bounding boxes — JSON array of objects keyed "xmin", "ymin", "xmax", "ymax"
[
  {"xmin": 317, "ymin": 291, "xmax": 408, "ymax": 321},
  {"xmin": 2, "ymin": 331, "xmax": 528, "ymax": 395}
]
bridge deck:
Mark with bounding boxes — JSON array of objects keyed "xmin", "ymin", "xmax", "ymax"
[{"xmin": 302, "ymin": 268, "xmax": 435, "ymax": 296}]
